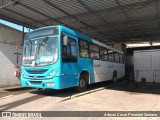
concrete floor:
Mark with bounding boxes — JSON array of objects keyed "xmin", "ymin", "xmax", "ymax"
[{"xmin": 0, "ymin": 81, "xmax": 160, "ymax": 120}]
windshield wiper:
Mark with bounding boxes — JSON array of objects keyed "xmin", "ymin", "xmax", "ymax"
[
  {"xmin": 37, "ymin": 36, "xmax": 49, "ymax": 55},
  {"xmin": 29, "ymin": 40, "xmax": 32, "ymax": 58},
  {"xmin": 39, "ymin": 36, "xmax": 49, "ymax": 47},
  {"xmin": 34, "ymin": 36, "xmax": 49, "ymax": 66}
]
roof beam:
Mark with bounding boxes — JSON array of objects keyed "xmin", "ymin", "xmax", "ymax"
[
  {"xmin": 18, "ymin": 3, "xmax": 83, "ymax": 32},
  {"xmin": 114, "ymin": 0, "xmax": 132, "ymax": 21},
  {"xmin": 57, "ymin": 0, "xmax": 156, "ymax": 22},
  {"xmin": 0, "ymin": 14, "xmax": 35, "ymax": 29},
  {"xmin": 116, "ymin": 31, "xmax": 160, "ymax": 39},
  {"xmin": 157, "ymin": 0, "xmax": 160, "ymax": 30},
  {"xmin": 18, "ymin": 3, "xmax": 84, "ymax": 33},
  {"xmin": 76, "ymin": 0, "xmax": 121, "ymax": 43},
  {"xmin": 126, "ymin": 38, "xmax": 160, "ymax": 42},
  {"xmin": 42, "ymin": 0, "xmax": 119, "ymax": 43},
  {"xmin": 37, "ymin": 0, "xmax": 156, "ymax": 32},
  {"xmin": 41, "ymin": 17, "xmax": 158, "ymax": 33},
  {"xmin": 76, "ymin": 0, "xmax": 109, "ymax": 24},
  {"xmin": 117, "ymin": 29, "xmax": 160, "ymax": 35},
  {"xmin": 18, "ymin": 2, "xmax": 84, "ymax": 31},
  {"xmin": 78, "ymin": 17, "xmax": 158, "ymax": 32},
  {"xmin": 0, "ymin": 0, "xmax": 20, "ymax": 9},
  {"xmin": 19, "ymin": 1, "xmax": 108, "ymax": 42},
  {"xmin": 19, "ymin": 3, "xmax": 65, "ymax": 26},
  {"xmin": 41, "ymin": 1, "xmax": 157, "ymax": 26},
  {"xmin": 91, "ymin": 29, "xmax": 160, "ymax": 41},
  {"xmin": 3, "ymin": 8, "xmax": 47, "ymax": 26},
  {"xmin": 114, "ymin": 0, "xmax": 144, "ymax": 39}
]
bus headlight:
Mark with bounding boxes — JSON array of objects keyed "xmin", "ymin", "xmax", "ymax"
[
  {"xmin": 47, "ymin": 69, "xmax": 58, "ymax": 78},
  {"xmin": 47, "ymin": 71, "xmax": 54, "ymax": 78},
  {"xmin": 47, "ymin": 82, "xmax": 55, "ymax": 86},
  {"xmin": 21, "ymin": 72, "xmax": 27, "ymax": 77},
  {"xmin": 49, "ymin": 71, "xmax": 54, "ymax": 76}
]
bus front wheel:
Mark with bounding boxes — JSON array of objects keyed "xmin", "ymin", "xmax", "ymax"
[{"xmin": 75, "ymin": 75, "xmax": 87, "ymax": 92}]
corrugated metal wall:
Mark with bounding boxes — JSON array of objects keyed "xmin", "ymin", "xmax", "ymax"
[
  {"xmin": 134, "ymin": 49, "xmax": 160, "ymax": 83},
  {"xmin": 0, "ymin": 24, "xmax": 23, "ymax": 87}
]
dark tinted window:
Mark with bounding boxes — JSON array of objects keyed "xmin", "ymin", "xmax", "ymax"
[{"xmin": 63, "ymin": 37, "xmax": 77, "ymax": 57}]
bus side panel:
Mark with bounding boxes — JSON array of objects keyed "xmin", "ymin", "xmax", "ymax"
[
  {"xmin": 60, "ymin": 58, "xmax": 95, "ymax": 88},
  {"xmin": 93, "ymin": 60, "xmax": 125, "ymax": 82},
  {"xmin": 60, "ymin": 62, "xmax": 79, "ymax": 89},
  {"xmin": 78, "ymin": 58, "xmax": 95, "ymax": 84},
  {"xmin": 60, "ymin": 26, "xmax": 95, "ymax": 87},
  {"xmin": 93, "ymin": 60, "xmax": 113, "ymax": 82}
]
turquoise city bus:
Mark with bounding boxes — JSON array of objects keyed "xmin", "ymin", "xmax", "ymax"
[{"xmin": 21, "ymin": 25, "xmax": 125, "ymax": 92}]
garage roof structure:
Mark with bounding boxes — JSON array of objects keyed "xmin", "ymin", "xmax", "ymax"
[{"xmin": 0, "ymin": 0, "xmax": 159, "ymax": 44}]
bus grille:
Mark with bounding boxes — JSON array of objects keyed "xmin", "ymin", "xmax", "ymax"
[
  {"xmin": 25, "ymin": 69, "xmax": 48, "ymax": 74},
  {"xmin": 30, "ymin": 81, "xmax": 42, "ymax": 85},
  {"xmin": 29, "ymin": 76, "xmax": 45, "ymax": 79}
]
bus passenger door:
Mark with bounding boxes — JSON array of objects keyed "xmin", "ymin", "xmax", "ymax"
[{"xmin": 61, "ymin": 35, "xmax": 79, "ymax": 88}]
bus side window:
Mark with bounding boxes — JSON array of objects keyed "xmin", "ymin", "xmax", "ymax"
[
  {"xmin": 115, "ymin": 52, "xmax": 120, "ymax": 63},
  {"xmin": 119, "ymin": 54, "xmax": 124, "ymax": 63},
  {"xmin": 89, "ymin": 43, "xmax": 100, "ymax": 60},
  {"xmin": 108, "ymin": 49, "xmax": 114, "ymax": 62},
  {"xmin": 79, "ymin": 39, "xmax": 89, "ymax": 58},
  {"xmin": 100, "ymin": 46, "xmax": 108, "ymax": 61},
  {"xmin": 62, "ymin": 36, "xmax": 77, "ymax": 57},
  {"xmin": 67, "ymin": 38, "xmax": 77, "ymax": 57}
]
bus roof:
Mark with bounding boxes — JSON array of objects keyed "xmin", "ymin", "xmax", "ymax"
[{"xmin": 31, "ymin": 25, "xmax": 123, "ymax": 54}]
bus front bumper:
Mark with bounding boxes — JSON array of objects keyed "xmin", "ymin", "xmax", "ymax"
[{"xmin": 21, "ymin": 77, "xmax": 61, "ymax": 89}]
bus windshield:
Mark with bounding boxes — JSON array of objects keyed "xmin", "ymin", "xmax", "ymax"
[{"xmin": 23, "ymin": 36, "xmax": 58, "ymax": 66}]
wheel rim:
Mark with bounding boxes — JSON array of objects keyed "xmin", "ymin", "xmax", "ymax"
[{"xmin": 80, "ymin": 79, "xmax": 86, "ymax": 88}]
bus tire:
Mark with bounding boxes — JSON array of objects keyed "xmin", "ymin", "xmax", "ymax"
[
  {"xmin": 75, "ymin": 75, "xmax": 87, "ymax": 92},
  {"xmin": 112, "ymin": 72, "xmax": 117, "ymax": 83}
]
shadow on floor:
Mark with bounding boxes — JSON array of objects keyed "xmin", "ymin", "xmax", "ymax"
[
  {"xmin": 4, "ymin": 78, "xmax": 160, "ymax": 98},
  {"xmin": 29, "ymin": 79, "xmax": 120, "ymax": 97},
  {"xmin": 107, "ymin": 80, "xmax": 160, "ymax": 95},
  {"xmin": 5, "ymin": 87, "xmax": 33, "ymax": 92}
]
